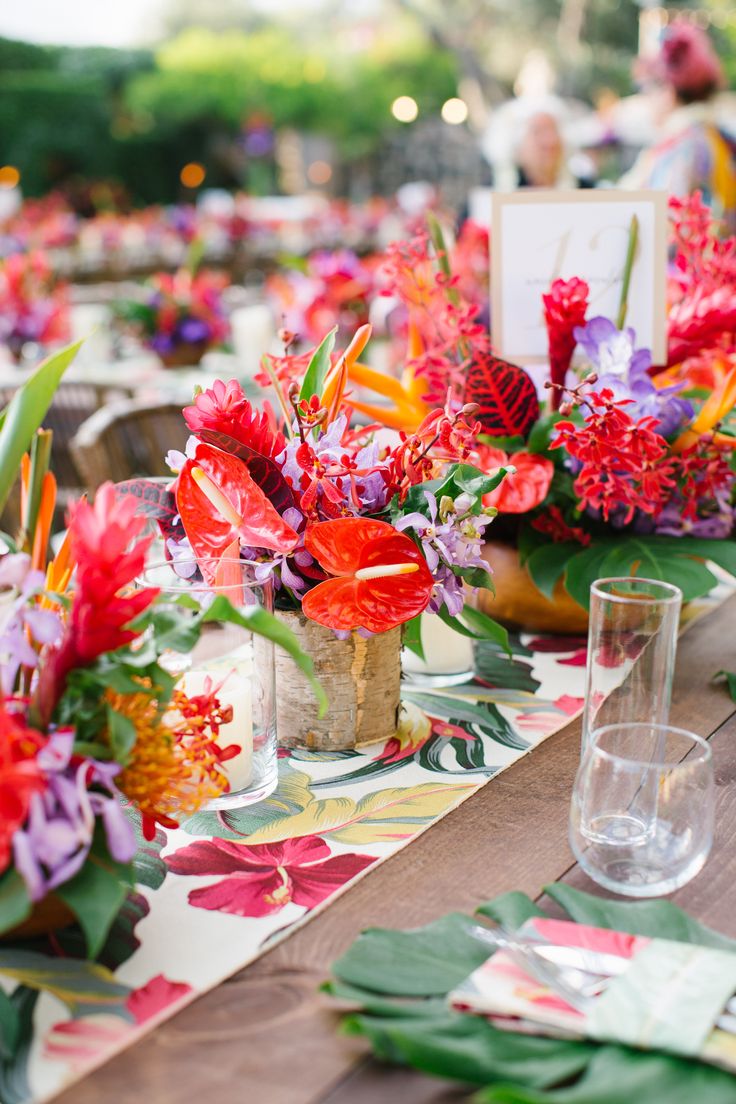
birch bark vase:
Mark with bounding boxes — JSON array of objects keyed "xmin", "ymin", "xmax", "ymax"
[{"xmin": 273, "ymin": 611, "xmax": 402, "ymax": 750}]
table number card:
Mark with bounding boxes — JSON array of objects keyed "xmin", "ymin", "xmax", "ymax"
[{"xmin": 491, "ymin": 190, "xmax": 668, "ymax": 364}]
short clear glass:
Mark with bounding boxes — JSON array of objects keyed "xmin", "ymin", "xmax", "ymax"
[
  {"xmin": 582, "ymin": 577, "xmax": 682, "ymax": 751},
  {"xmin": 570, "ymin": 722, "xmax": 714, "ymax": 897},
  {"xmin": 139, "ymin": 557, "xmax": 277, "ymax": 810}
]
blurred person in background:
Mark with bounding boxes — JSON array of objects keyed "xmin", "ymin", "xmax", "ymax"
[
  {"xmin": 482, "ymin": 96, "xmax": 595, "ymax": 191},
  {"xmin": 621, "ymin": 21, "xmax": 736, "ymax": 230}
]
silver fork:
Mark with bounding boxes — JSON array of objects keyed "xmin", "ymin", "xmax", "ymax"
[{"xmin": 471, "ymin": 924, "xmax": 610, "ymax": 999}]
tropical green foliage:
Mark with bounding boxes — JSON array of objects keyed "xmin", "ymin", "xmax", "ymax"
[{"xmin": 327, "ymin": 884, "xmax": 736, "ymax": 1103}]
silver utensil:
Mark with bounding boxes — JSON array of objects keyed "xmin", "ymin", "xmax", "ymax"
[{"xmin": 472, "ymin": 924, "xmax": 628, "ymax": 991}]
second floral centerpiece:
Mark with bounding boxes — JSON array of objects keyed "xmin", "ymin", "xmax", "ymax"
[{"xmin": 123, "ymin": 324, "xmax": 511, "ymax": 749}]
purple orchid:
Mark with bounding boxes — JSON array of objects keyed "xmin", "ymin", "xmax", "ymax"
[
  {"xmin": 0, "ymin": 554, "xmax": 63, "ymax": 694},
  {"xmin": 12, "ymin": 729, "xmax": 136, "ymax": 902},
  {"xmin": 395, "ymin": 489, "xmax": 493, "ymax": 615},
  {"xmin": 575, "ymin": 316, "xmax": 693, "ymax": 438},
  {"xmin": 279, "ymin": 416, "xmax": 390, "ymax": 516}
]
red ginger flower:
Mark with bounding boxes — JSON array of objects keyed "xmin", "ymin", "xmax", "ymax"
[
  {"xmin": 183, "ymin": 378, "xmax": 287, "ymax": 460},
  {"xmin": 0, "ymin": 703, "xmax": 47, "ymax": 873},
  {"xmin": 36, "ymin": 483, "xmax": 159, "ymax": 723},
  {"xmin": 543, "ymin": 277, "xmax": 589, "ymax": 412},
  {"xmin": 550, "ymin": 390, "xmax": 676, "ymax": 524},
  {"xmin": 302, "ymin": 518, "xmax": 433, "ymax": 633}
]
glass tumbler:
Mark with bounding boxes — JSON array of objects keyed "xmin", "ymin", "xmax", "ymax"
[
  {"xmin": 582, "ymin": 577, "xmax": 682, "ymax": 751},
  {"xmin": 570, "ymin": 722, "xmax": 714, "ymax": 897},
  {"xmin": 140, "ymin": 557, "xmax": 277, "ymax": 809}
]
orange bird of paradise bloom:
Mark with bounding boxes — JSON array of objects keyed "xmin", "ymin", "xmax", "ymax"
[
  {"xmin": 672, "ymin": 364, "xmax": 736, "ymax": 452},
  {"xmin": 302, "ymin": 517, "xmax": 434, "ymax": 633},
  {"xmin": 347, "ymin": 319, "xmax": 432, "ymax": 432}
]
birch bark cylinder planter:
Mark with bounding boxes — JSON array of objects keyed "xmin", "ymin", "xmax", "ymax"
[{"xmin": 274, "ymin": 611, "xmax": 402, "ymax": 750}]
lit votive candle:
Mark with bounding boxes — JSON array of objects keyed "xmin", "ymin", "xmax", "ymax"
[{"xmin": 402, "ymin": 613, "xmax": 474, "ymax": 684}]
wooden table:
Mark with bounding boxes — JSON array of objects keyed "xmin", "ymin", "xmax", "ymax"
[{"xmin": 60, "ymin": 595, "xmax": 736, "ymax": 1104}]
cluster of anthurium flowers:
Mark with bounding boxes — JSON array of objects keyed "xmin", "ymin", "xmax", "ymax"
[{"xmin": 134, "ymin": 319, "xmax": 511, "ymax": 642}]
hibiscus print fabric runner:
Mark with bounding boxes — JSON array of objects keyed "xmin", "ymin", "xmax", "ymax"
[{"xmin": 1, "ymin": 633, "xmax": 592, "ymax": 1103}]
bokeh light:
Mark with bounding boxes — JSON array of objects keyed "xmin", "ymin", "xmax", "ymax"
[
  {"xmin": 180, "ymin": 162, "xmax": 206, "ymax": 188},
  {"xmin": 391, "ymin": 96, "xmax": 418, "ymax": 123},
  {"xmin": 441, "ymin": 98, "xmax": 468, "ymax": 125},
  {"xmin": 307, "ymin": 160, "xmax": 333, "ymax": 185},
  {"xmin": 0, "ymin": 165, "xmax": 21, "ymax": 189}
]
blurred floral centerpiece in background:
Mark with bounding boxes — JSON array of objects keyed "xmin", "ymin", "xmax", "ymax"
[
  {"xmin": 113, "ymin": 264, "xmax": 230, "ymax": 368},
  {"xmin": 0, "ymin": 251, "xmax": 70, "ymax": 364}
]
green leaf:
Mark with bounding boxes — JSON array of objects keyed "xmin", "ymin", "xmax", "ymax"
[
  {"xmin": 714, "ymin": 670, "xmax": 736, "ymax": 702},
  {"xmin": 402, "ymin": 615, "xmax": 425, "ymax": 662},
  {"xmin": 401, "ymin": 689, "xmax": 527, "ymax": 750},
  {"xmin": 105, "ymin": 705, "xmax": 137, "ymax": 765},
  {"xmin": 0, "ymin": 871, "xmax": 31, "ymax": 938},
  {"xmin": 299, "ymin": 326, "xmax": 337, "ymax": 401},
  {"xmin": 0, "ymin": 990, "xmax": 19, "ymax": 1059},
  {"xmin": 453, "ymin": 563, "xmax": 496, "ymax": 592},
  {"xmin": 564, "ymin": 544, "xmax": 613, "ymax": 609},
  {"xmin": 201, "ymin": 595, "xmax": 328, "ymax": 717},
  {"xmin": 347, "ymin": 1012, "xmax": 595, "ymax": 1090},
  {"xmin": 458, "ymin": 605, "xmax": 511, "ymax": 654},
  {"xmin": 525, "ymin": 542, "xmax": 578, "ymax": 601},
  {"xmin": 333, "ymin": 913, "xmax": 492, "ymax": 997},
  {"xmin": 476, "ymin": 891, "xmax": 546, "ymax": 929},
  {"xmin": 55, "ymin": 843, "xmax": 134, "ymax": 958},
  {"xmin": 478, "ymin": 1045, "xmax": 736, "ymax": 1103},
  {"xmin": 0, "ymin": 950, "xmax": 132, "ymax": 1017},
  {"xmin": 527, "ymin": 413, "xmax": 568, "ymax": 454},
  {"xmin": 647, "ymin": 536, "xmax": 736, "ymax": 579},
  {"xmin": 545, "ymin": 883, "xmax": 736, "ymax": 950},
  {"xmin": 323, "ymin": 979, "xmax": 447, "ymax": 1019},
  {"xmin": 0, "ymin": 339, "xmax": 83, "ymax": 513}
]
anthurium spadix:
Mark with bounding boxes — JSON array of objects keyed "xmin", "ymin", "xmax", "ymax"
[{"xmin": 176, "ymin": 443, "xmax": 298, "ymax": 573}]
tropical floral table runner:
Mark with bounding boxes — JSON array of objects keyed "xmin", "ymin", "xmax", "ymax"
[{"xmin": 0, "ymin": 601, "xmax": 724, "ymax": 1104}]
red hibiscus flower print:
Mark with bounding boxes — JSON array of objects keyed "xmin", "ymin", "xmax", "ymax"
[{"xmin": 165, "ymin": 835, "xmax": 375, "ymax": 917}]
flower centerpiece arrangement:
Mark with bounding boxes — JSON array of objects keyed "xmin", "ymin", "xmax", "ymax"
[
  {"xmin": 331, "ymin": 202, "xmax": 736, "ymax": 630},
  {"xmin": 0, "ymin": 344, "xmax": 318, "ymax": 948},
  {"xmin": 0, "ymin": 251, "xmax": 70, "ymax": 363},
  {"xmin": 123, "ymin": 306, "xmax": 513, "ymax": 748},
  {"xmin": 113, "ymin": 262, "xmax": 230, "ymax": 368},
  {"xmin": 265, "ymin": 248, "xmax": 379, "ymax": 346}
]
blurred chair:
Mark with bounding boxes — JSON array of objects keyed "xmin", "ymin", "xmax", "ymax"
[
  {"xmin": 0, "ymin": 382, "xmax": 114, "ymax": 533},
  {"xmin": 71, "ymin": 399, "xmax": 188, "ymax": 491}
]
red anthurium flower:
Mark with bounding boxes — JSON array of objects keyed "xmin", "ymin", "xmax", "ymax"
[
  {"xmin": 301, "ymin": 518, "xmax": 434, "ymax": 632},
  {"xmin": 176, "ymin": 443, "xmax": 298, "ymax": 572},
  {"xmin": 477, "ymin": 446, "xmax": 554, "ymax": 514},
  {"xmin": 165, "ymin": 835, "xmax": 374, "ymax": 918}
]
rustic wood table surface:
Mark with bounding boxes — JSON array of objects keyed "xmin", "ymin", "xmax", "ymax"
[{"xmin": 59, "ymin": 594, "xmax": 736, "ymax": 1104}]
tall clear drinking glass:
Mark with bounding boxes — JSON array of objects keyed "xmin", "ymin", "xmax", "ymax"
[
  {"xmin": 582, "ymin": 577, "xmax": 682, "ymax": 752},
  {"xmin": 570, "ymin": 722, "xmax": 714, "ymax": 897},
  {"xmin": 139, "ymin": 557, "xmax": 277, "ymax": 810}
]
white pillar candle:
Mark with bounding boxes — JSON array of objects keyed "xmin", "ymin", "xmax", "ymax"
[
  {"xmin": 230, "ymin": 304, "xmax": 277, "ymax": 378},
  {"xmin": 402, "ymin": 613, "xmax": 474, "ymax": 677},
  {"xmin": 176, "ymin": 653, "xmax": 254, "ymax": 792}
]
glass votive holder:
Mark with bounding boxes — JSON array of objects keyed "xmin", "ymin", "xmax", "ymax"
[
  {"xmin": 582, "ymin": 577, "xmax": 682, "ymax": 752},
  {"xmin": 139, "ymin": 557, "xmax": 277, "ymax": 810},
  {"xmin": 401, "ymin": 612, "xmax": 474, "ymax": 687},
  {"xmin": 570, "ymin": 722, "xmax": 714, "ymax": 898}
]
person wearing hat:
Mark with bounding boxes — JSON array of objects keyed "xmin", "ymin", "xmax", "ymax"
[{"xmin": 621, "ymin": 20, "xmax": 736, "ymax": 231}]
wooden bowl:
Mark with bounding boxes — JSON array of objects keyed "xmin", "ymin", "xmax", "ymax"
[{"xmin": 478, "ymin": 540, "xmax": 589, "ymax": 634}]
